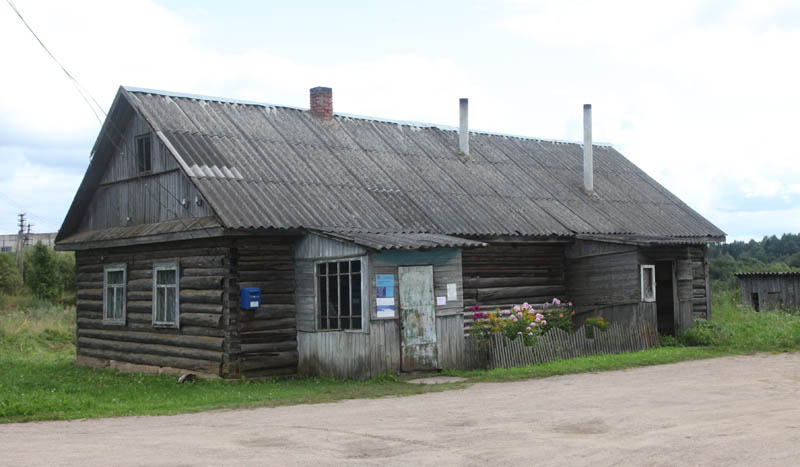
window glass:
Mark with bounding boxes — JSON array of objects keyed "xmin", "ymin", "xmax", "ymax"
[
  {"xmin": 135, "ymin": 134, "xmax": 152, "ymax": 173},
  {"xmin": 642, "ymin": 265, "xmax": 656, "ymax": 302},
  {"xmin": 153, "ymin": 262, "xmax": 179, "ymax": 327},
  {"xmin": 103, "ymin": 265, "xmax": 126, "ymax": 324},
  {"xmin": 317, "ymin": 258, "xmax": 363, "ymax": 331}
]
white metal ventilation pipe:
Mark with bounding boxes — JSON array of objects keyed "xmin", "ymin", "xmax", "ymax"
[
  {"xmin": 459, "ymin": 98, "xmax": 469, "ymax": 154},
  {"xmin": 583, "ymin": 103, "xmax": 593, "ymax": 193}
]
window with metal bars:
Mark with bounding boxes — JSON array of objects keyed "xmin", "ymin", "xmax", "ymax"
[
  {"xmin": 103, "ymin": 264, "xmax": 126, "ymax": 325},
  {"xmin": 317, "ymin": 258, "xmax": 363, "ymax": 330},
  {"xmin": 135, "ymin": 133, "xmax": 152, "ymax": 173}
]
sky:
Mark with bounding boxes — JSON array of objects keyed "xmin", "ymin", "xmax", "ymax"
[{"xmin": 1, "ymin": 0, "xmax": 799, "ymax": 242}]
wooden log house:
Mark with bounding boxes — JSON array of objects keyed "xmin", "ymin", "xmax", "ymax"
[{"xmin": 56, "ymin": 86, "xmax": 725, "ymax": 379}]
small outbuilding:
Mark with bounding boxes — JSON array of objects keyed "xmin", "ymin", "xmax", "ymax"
[
  {"xmin": 56, "ymin": 86, "xmax": 725, "ymax": 379},
  {"xmin": 736, "ymin": 272, "xmax": 800, "ymax": 312}
]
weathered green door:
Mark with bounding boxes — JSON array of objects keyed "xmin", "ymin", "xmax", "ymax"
[{"xmin": 398, "ymin": 265, "xmax": 438, "ymax": 371}]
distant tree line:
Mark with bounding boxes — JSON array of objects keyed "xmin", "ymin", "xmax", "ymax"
[
  {"xmin": 0, "ymin": 242, "xmax": 75, "ymax": 301},
  {"xmin": 709, "ymin": 234, "xmax": 800, "ymax": 289}
]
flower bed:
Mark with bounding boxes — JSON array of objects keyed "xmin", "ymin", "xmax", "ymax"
[{"xmin": 467, "ymin": 298, "xmax": 576, "ymax": 347}]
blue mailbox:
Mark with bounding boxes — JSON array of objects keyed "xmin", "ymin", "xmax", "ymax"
[{"xmin": 240, "ymin": 287, "xmax": 261, "ymax": 310}]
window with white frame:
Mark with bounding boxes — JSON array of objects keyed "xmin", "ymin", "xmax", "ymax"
[
  {"xmin": 152, "ymin": 261, "xmax": 179, "ymax": 327},
  {"xmin": 641, "ymin": 264, "xmax": 656, "ymax": 302},
  {"xmin": 103, "ymin": 264, "xmax": 127, "ymax": 324},
  {"xmin": 317, "ymin": 258, "xmax": 363, "ymax": 331}
]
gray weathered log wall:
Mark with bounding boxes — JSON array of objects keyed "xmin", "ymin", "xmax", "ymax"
[
  {"xmin": 738, "ymin": 275, "xmax": 800, "ymax": 311},
  {"xmin": 230, "ymin": 237, "xmax": 298, "ymax": 378},
  {"xmin": 462, "ymin": 243, "xmax": 567, "ymax": 312},
  {"xmin": 75, "ymin": 239, "xmax": 230, "ymax": 376},
  {"xmin": 565, "ymin": 240, "xmax": 640, "ymax": 307}
]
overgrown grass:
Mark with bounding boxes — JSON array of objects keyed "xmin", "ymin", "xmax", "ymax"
[{"xmin": 3, "ymin": 288, "xmax": 800, "ymax": 423}]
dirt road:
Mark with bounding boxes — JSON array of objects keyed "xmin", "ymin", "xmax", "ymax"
[{"xmin": 2, "ymin": 353, "xmax": 799, "ymax": 466}]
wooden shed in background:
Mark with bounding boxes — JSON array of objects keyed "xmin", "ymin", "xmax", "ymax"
[
  {"xmin": 56, "ymin": 86, "xmax": 725, "ymax": 379},
  {"xmin": 736, "ymin": 272, "xmax": 800, "ymax": 312}
]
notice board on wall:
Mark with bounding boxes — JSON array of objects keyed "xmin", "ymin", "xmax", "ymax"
[{"xmin": 376, "ymin": 274, "xmax": 395, "ymax": 318}]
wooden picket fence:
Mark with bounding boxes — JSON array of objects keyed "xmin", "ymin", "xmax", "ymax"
[{"xmin": 463, "ymin": 320, "xmax": 659, "ymax": 370}]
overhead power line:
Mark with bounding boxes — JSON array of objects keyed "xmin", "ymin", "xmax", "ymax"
[
  {"xmin": 5, "ymin": 0, "xmax": 218, "ymax": 241},
  {"xmin": 5, "ymin": 0, "xmax": 106, "ymax": 124}
]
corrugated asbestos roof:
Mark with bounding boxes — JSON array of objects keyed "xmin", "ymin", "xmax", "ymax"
[
  {"xmin": 315, "ymin": 231, "xmax": 487, "ymax": 251},
  {"xmin": 59, "ymin": 86, "xmax": 726, "ymax": 245},
  {"xmin": 735, "ymin": 272, "xmax": 800, "ymax": 278}
]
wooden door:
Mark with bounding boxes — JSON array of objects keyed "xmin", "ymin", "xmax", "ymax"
[{"xmin": 398, "ymin": 265, "xmax": 438, "ymax": 371}]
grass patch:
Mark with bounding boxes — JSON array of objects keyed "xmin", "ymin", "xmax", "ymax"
[
  {"xmin": 0, "ymin": 294, "xmax": 459, "ymax": 423},
  {"xmin": 444, "ymin": 346, "xmax": 727, "ymax": 382},
  {"xmin": 2, "ymin": 288, "xmax": 800, "ymax": 423}
]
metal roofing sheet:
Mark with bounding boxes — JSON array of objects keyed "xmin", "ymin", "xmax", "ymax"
[
  {"xmin": 321, "ymin": 231, "xmax": 487, "ymax": 251},
  {"xmin": 734, "ymin": 272, "xmax": 800, "ymax": 277},
  {"xmin": 120, "ymin": 87, "xmax": 725, "ymax": 240}
]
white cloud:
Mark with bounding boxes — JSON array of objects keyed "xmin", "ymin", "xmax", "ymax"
[{"xmin": 1, "ymin": 0, "xmax": 799, "ymax": 241}]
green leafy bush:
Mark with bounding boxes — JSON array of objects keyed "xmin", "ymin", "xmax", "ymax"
[
  {"xmin": 680, "ymin": 320, "xmax": 731, "ymax": 347},
  {"xmin": 658, "ymin": 334, "xmax": 683, "ymax": 347},
  {"xmin": 0, "ymin": 253, "xmax": 22, "ymax": 294}
]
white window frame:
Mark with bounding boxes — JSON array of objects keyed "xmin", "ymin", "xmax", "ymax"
[
  {"xmin": 314, "ymin": 256, "xmax": 367, "ymax": 332},
  {"xmin": 103, "ymin": 264, "xmax": 127, "ymax": 325},
  {"xmin": 641, "ymin": 264, "xmax": 656, "ymax": 302},
  {"xmin": 152, "ymin": 261, "xmax": 180, "ymax": 328}
]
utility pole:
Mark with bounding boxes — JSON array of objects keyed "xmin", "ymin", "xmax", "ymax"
[{"xmin": 16, "ymin": 213, "xmax": 25, "ymax": 277}]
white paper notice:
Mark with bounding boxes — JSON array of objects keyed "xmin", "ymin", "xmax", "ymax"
[
  {"xmin": 436, "ymin": 296, "xmax": 447, "ymax": 306},
  {"xmin": 447, "ymin": 283, "xmax": 457, "ymax": 301},
  {"xmin": 376, "ymin": 297, "xmax": 395, "ymax": 318}
]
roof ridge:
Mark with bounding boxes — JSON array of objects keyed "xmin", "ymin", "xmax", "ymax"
[{"xmin": 122, "ymin": 86, "xmax": 614, "ymax": 147}]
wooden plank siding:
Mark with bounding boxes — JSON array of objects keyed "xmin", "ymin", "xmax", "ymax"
[
  {"xmin": 77, "ymin": 112, "xmax": 211, "ymax": 232},
  {"xmin": 738, "ymin": 275, "xmax": 800, "ymax": 311},
  {"xmin": 74, "ymin": 239, "xmax": 232, "ymax": 377},
  {"xmin": 462, "ymin": 243, "xmax": 567, "ymax": 312},
  {"xmin": 295, "ymin": 236, "xmax": 466, "ymax": 379}
]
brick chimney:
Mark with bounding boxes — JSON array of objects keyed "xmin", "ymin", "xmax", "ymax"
[{"xmin": 310, "ymin": 86, "xmax": 333, "ymax": 119}]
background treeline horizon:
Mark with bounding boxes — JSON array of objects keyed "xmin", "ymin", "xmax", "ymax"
[
  {"xmin": 0, "ymin": 243, "xmax": 75, "ymax": 302},
  {"xmin": 709, "ymin": 233, "xmax": 800, "ymax": 289}
]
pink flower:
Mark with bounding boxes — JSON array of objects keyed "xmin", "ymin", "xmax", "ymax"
[
  {"xmin": 567, "ymin": 302, "xmax": 573, "ymax": 307},
  {"xmin": 517, "ymin": 311, "xmax": 523, "ymax": 318},
  {"xmin": 528, "ymin": 332, "xmax": 533, "ymax": 336},
  {"xmin": 542, "ymin": 320, "xmax": 547, "ymax": 325},
  {"xmin": 511, "ymin": 315, "xmax": 518, "ymax": 322},
  {"xmin": 536, "ymin": 313, "xmax": 544, "ymax": 321},
  {"xmin": 531, "ymin": 322, "xmax": 537, "ymax": 327},
  {"xmin": 470, "ymin": 305, "xmax": 480, "ymax": 312},
  {"xmin": 513, "ymin": 305, "xmax": 521, "ymax": 312},
  {"xmin": 502, "ymin": 309, "xmax": 511, "ymax": 315},
  {"xmin": 552, "ymin": 298, "xmax": 561, "ymax": 306}
]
